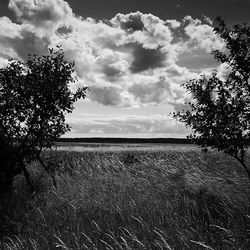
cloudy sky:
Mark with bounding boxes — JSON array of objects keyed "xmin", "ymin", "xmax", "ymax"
[{"xmin": 0, "ymin": 0, "xmax": 249, "ymax": 138}]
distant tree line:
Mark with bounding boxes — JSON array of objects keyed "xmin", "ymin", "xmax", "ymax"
[{"xmin": 57, "ymin": 137, "xmax": 193, "ymax": 144}]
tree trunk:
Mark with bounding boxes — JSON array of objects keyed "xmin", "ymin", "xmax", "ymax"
[
  {"xmin": 20, "ymin": 160, "xmax": 35, "ymax": 193},
  {"xmin": 236, "ymin": 157, "xmax": 250, "ymax": 181},
  {"xmin": 37, "ymin": 156, "xmax": 57, "ymax": 188}
]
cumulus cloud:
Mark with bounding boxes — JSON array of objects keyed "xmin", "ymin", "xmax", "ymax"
[
  {"xmin": 111, "ymin": 12, "xmax": 173, "ymax": 49},
  {"xmin": 0, "ymin": 0, "xmax": 224, "ymax": 109},
  {"xmin": 8, "ymin": 0, "xmax": 73, "ymax": 32},
  {"xmin": 165, "ymin": 19, "xmax": 181, "ymax": 29},
  {"xmin": 183, "ymin": 16, "xmax": 225, "ymax": 53},
  {"xmin": 0, "ymin": 16, "xmax": 21, "ymax": 38},
  {"xmin": 95, "ymin": 49, "xmax": 129, "ymax": 78},
  {"xmin": 112, "ymin": 12, "xmax": 145, "ymax": 32},
  {"xmin": 0, "ymin": 18, "xmax": 49, "ymax": 59},
  {"xmin": 11, "ymin": 30, "xmax": 49, "ymax": 59}
]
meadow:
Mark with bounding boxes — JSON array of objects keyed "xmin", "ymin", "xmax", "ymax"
[{"xmin": 0, "ymin": 143, "xmax": 250, "ymax": 249}]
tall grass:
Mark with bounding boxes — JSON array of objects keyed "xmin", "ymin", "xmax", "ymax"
[{"xmin": 1, "ymin": 145, "xmax": 250, "ymax": 249}]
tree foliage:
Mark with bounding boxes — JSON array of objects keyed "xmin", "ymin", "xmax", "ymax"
[
  {"xmin": 0, "ymin": 47, "xmax": 88, "ymax": 194},
  {"xmin": 173, "ymin": 18, "xmax": 250, "ymax": 179}
]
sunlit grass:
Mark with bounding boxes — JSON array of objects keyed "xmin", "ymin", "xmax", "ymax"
[{"xmin": 1, "ymin": 144, "xmax": 250, "ymax": 249}]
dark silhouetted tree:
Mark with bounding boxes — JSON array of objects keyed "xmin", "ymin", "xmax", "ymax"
[
  {"xmin": 0, "ymin": 46, "xmax": 88, "ymax": 194},
  {"xmin": 173, "ymin": 18, "xmax": 250, "ymax": 179}
]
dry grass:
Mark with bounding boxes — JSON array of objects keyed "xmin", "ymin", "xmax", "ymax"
[{"xmin": 0, "ymin": 144, "xmax": 250, "ymax": 249}]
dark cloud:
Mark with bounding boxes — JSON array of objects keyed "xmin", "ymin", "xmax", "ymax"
[
  {"xmin": 56, "ymin": 25, "xmax": 73, "ymax": 35},
  {"xmin": 102, "ymin": 64, "xmax": 123, "ymax": 78},
  {"xmin": 16, "ymin": 30, "xmax": 49, "ymax": 58},
  {"xmin": 130, "ymin": 44, "xmax": 166, "ymax": 73},
  {"xmin": 89, "ymin": 86, "xmax": 122, "ymax": 106},
  {"xmin": 116, "ymin": 12, "xmax": 145, "ymax": 32}
]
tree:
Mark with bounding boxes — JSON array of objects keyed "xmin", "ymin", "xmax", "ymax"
[
  {"xmin": 0, "ymin": 47, "xmax": 88, "ymax": 194},
  {"xmin": 173, "ymin": 18, "xmax": 250, "ymax": 179}
]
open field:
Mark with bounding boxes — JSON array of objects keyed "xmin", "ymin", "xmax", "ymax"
[
  {"xmin": 1, "ymin": 143, "xmax": 250, "ymax": 249},
  {"xmin": 54, "ymin": 142, "xmax": 197, "ymax": 152}
]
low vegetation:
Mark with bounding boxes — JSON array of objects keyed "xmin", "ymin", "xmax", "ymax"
[{"xmin": 1, "ymin": 144, "xmax": 250, "ymax": 249}]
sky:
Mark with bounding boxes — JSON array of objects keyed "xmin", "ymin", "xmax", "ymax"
[{"xmin": 0, "ymin": 0, "xmax": 249, "ymax": 138}]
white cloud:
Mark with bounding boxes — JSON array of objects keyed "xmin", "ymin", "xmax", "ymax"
[
  {"xmin": 89, "ymin": 129, "xmax": 104, "ymax": 134},
  {"xmin": 9, "ymin": 0, "xmax": 73, "ymax": 33},
  {"xmin": 0, "ymin": 57, "xmax": 9, "ymax": 68},
  {"xmin": 0, "ymin": 0, "xmax": 224, "ymax": 110},
  {"xmin": 183, "ymin": 16, "xmax": 225, "ymax": 53},
  {"xmin": 165, "ymin": 19, "xmax": 181, "ymax": 29},
  {"xmin": 0, "ymin": 16, "xmax": 21, "ymax": 38},
  {"xmin": 216, "ymin": 62, "xmax": 232, "ymax": 81},
  {"xmin": 111, "ymin": 12, "xmax": 173, "ymax": 49}
]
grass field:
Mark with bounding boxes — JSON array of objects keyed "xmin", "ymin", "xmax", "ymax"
[{"xmin": 1, "ymin": 143, "xmax": 250, "ymax": 249}]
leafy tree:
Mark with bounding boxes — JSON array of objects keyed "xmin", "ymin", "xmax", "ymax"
[
  {"xmin": 173, "ymin": 18, "xmax": 250, "ymax": 179},
  {"xmin": 0, "ymin": 47, "xmax": 88, "ymax": 194}
]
